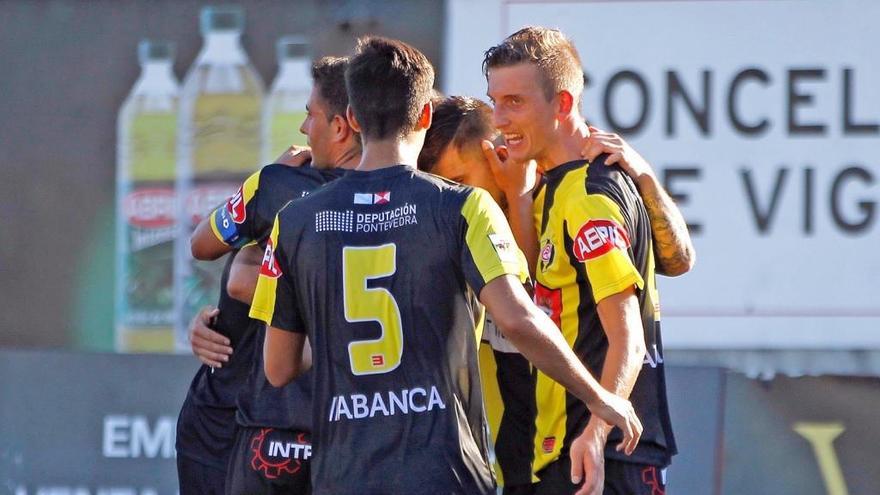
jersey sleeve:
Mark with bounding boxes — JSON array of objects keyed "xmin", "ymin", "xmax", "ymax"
[
  {"xmin": 564, "ymin": 192, "xmax": 644, "ymax": 303},
  {"xmin": 248, "ymin": 214, "xmax": 305, "ymax": 333},
  {"xmin": 209, "ymin": 170, "xmax": 261, "ymax": 248},
  {"xmin": 459, "ymin": 188, "xmax": 530, "ymax": 296}
]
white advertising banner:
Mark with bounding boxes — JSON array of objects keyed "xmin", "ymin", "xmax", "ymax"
[{"xmin": 445, "ymin": 0, "xmax": 880, "ymax": 349}]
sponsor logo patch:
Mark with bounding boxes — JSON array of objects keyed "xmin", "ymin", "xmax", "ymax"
[
  {"xmin": 317, "ymin": 204, "xmax": 418, "ymax": 233},
  {"xmin": 572, "ymin": 219, "xmax": 630, "ymax": 262},
  {"xmin": 260, "ymin": 238, "xmax": 282, "ymax": 279},
  {"xmin": 534, "ymin": 283, "xmax": 562, "ymax": 329},
  {"xmin": 250, "ymin": 428, "xmax": 308, "ymax": 479},
  {"xmin": 316, "ymin": 210, "xmax": 355, "ymax": 232},
  {"xmin": 542, "ymin": 436, "xmax": 556, "ymax": 453},
  {"xmin": 227, "ymin": 187, "xmax": 246, "ymax": 224},
  {"xmin": 488, "ymin": 233, "xmax": 517, "ymax": 263},
  {"xmin": 354, "ymin": 191, "xmax": 391, "ymax": 205}
]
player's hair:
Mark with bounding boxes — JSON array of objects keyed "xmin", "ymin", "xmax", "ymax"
[
  {"xmin": 418, "ymin": 96, "xmax": 498, "ymax": 172},
  {"xmin": 345, "ymin": 36, "xmax": 435, "ymax": 140},
  {"xmin": 482, "ymin": 26, "xmax": 584, "ymax": 106},
  {"xmin": 311, "ymin": 56, "xmax": 350, "ymax": 121}
]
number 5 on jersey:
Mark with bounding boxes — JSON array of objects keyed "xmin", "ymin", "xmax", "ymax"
[{"xmin": 343, "ymin": 244, "xmax": 403, "ymax": 375}]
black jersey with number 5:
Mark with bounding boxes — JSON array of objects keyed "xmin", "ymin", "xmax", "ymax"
[{"xmin": 250, "ymin": 165, "xmax": 529, "ymax": 494}]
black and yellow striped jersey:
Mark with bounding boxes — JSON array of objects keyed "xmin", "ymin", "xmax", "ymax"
[
  {"xmin": 249, "ymin": 165, "xmax": 529, "ymax": 494},
  {"xmin": 531, "ymin": 157, "xmax": 676, "ymax": 473},
  {"xmin": 479, "ymin": 339, "xmax": 537, "ymax": 487}
]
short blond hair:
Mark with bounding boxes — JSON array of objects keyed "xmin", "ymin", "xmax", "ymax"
[{"xmin": 483, "ymin": 26, "xmax": 584, "ymax": 106}]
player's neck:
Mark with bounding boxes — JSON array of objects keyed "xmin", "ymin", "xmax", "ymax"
[
  {"xmin": 540, "ymin": 119, "xmax": 590, "ymax": 173},
  {"xmin": 334, "ymin": 142, "xmax": 362, "ymax": 170},
  {"xmin": 356, "ymin": 136, "xmax": 421, "ymax": 172}
]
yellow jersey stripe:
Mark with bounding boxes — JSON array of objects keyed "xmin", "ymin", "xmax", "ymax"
[{"xmin": 248, "ymin": 214, "xmax": 280, "ymax": 325}]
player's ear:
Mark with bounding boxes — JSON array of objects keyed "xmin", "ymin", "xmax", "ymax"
[
  {"xmin": 557, "ymin": 90, "xmax": 574, "ymax": 116},
  {"xmin": 416, "ymin": 99, "xmax": 433, "ymax": 131},
  {"xmin": 346, "ymin": 105, "xmax": 361, "ymax": 134},
  {"xmin": 331, "ymin": 114, "xmax": 349, "ymax": 143}
]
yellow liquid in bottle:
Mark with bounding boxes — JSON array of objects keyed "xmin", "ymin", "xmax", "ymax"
[{"xmin": 269, "ymin": 110, "xmax": 308, "ymax": 159}]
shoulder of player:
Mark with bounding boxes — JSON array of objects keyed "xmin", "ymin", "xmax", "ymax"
[
  {"xmin": 258, "ymin": 163, "xmax": 327, "ymax": 184},
  {"xmin": 272, "ymin": 181, "xmax": 336, "ymax": 229},
  {"xmin": 415, "ymin": 169, "xmax": 467, "ymax": 189},
  {"xmin": 404, "ymin": 169, "xmax": 476, "ymax": 209},
  {"xmin": 583, "ymin": 154, "xmax": 636, "ymax": 199}
]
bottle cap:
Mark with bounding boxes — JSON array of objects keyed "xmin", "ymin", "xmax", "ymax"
[
  {"xmin": 200, "ymin": 5, "xmax": 245, "ymax": 35},
  {"xmin": 138, "ymin": 40, "xmax": 174, "ymax": 64},
  {"xmin": 277, "ymin": 35, "xmax": 310, "ymax": 61}
]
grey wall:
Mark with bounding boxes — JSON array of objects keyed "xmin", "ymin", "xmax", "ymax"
[{"xmin": 0, "ymin": 0, "xmax": 445, "ymax": 349}]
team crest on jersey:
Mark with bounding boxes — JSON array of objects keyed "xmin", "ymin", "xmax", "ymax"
[
  {"xmin": 573, "ymin": 219, "xmax": 630, "ymax": 262},
  {"xmin": 260, "ymin": 238, "xmax": 282, "ymax": 279},
  {"xmin": 226, "ymin": 186, "xmax": 247, "ymax": 224},
  {"xmin": 539, "ymin": 239, "xmax": 555, "ymax": 272},
  {"xmin": 353, "ymin": 191, "xmax": 391, "ymax": 205}
]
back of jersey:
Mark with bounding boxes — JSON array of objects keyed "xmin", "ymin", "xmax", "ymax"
[{"xmin": 251, "ymin": 165, "xmax": 527, "ymax": 494}]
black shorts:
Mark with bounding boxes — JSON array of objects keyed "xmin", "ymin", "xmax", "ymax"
[
  {"xmin": 522, "ymin": 456, "xmax": 667, "ymax": 495},
  {"xmin": 178, "ymin": 454, "xmax": 226, "ymax": 495},
  {"xmin": 225, "ymin": 426, "xmax": 312, "ymax": 495}
]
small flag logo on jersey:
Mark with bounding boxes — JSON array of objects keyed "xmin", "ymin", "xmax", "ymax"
[
  {"xmin": 542, "ymin": 437, "xmax": 556, "ymax": 453},
  {"xmin": 371, "ymin": 354, "xmax": 385, "ymax": 367},
  {"xmin": 354, "ymin": 191, "xmax": 391, "ymax": 205}
]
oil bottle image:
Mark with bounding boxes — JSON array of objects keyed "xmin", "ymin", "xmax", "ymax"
[
  {"xmin": 116, "ymin": 40, "xmax": 179, "ymax": 352},
  {"xmin": 263, "ymin": 36, "xmax": 311, "ymax": 162},
  {"xmin": 174, "ymin": 5, "xmax": 264, "ymax": 349}
]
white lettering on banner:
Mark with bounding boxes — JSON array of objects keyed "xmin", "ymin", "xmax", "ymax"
[
  {"xmin": 102, "ymin": 415, "xmax": 175, "ymax": 459},
  {"xmin": 445, "ymin": 0, "xmax": 880, "ymax": 348},
  {"xmin": 130, "ymin": 225, "xmax": 176, "ymax": 252},
  {"xmin": 328, "ymin": 385, "xmax": 447, "ymax": 422}
]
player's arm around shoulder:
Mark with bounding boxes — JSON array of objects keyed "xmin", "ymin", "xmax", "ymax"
[
  {"xmin": 191, "ymin": 169, "xmax": 262, "ymax": 260},
  {"xmin": 227, "ymin": 243, "xmax": 263, "ymax": 304}
]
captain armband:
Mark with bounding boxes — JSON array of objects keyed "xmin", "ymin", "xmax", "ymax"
[{"xmin": 211, "ymin": 205, "xmax": 251, "ymax": 248}]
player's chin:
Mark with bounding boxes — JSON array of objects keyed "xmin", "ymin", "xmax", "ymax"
[{"xmin": 504, "ymin": 141, "xmax": 532, "ymax": 163}]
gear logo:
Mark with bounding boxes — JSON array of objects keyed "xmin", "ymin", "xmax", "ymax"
[{"xmin": 250, "ymin": 428, "xmax": 301, "ymax": 479}]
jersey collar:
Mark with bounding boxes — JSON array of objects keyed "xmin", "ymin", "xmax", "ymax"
[
  {"xmin": 543, "ymin": 159, "xmax": 589, "ymax": 184},
  {"xmin": 347, "ymin": 164, "xmax": 415, "ymax": 180}
]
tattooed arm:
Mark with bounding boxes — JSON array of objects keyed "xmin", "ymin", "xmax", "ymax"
[
  {"xmin": 631, "ymin": 172, "xmax": 695, "ymax": 276},
  {"xmin": 581, "ymin": 126, "xmax": 695, "ymax": 276}
]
